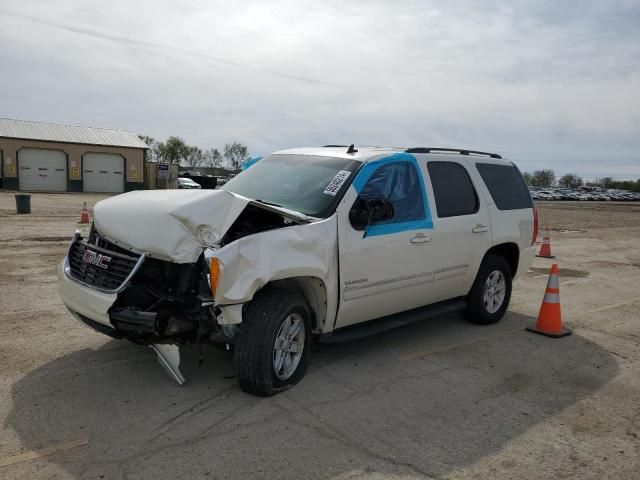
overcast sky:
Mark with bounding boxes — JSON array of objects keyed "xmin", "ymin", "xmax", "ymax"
[{"xmin": 1, "ymin": 0, "xmax": 639, "ymax": 179}]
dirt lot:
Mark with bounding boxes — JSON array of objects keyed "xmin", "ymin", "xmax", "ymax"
[{"xmin": 1, "ymin": 192, "xmax": 639, "ymax": 479}]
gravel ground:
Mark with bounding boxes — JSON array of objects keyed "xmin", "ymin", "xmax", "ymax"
[{"xmin": 0, "ymin": 192, "xmax": 639, "ymax": 479}]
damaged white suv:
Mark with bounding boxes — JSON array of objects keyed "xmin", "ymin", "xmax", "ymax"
[{"xmin": 58, "ymin": 146, "xmax": 537, "ymax": 396}]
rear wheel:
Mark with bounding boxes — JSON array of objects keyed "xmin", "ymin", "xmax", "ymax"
[
  {"xmin": 234, "ymin": 288, "xmax": 311, "ymax": 396},
  {"xmin": 465, "ymin": 254, "xmax": 512, "ymax": 325}
]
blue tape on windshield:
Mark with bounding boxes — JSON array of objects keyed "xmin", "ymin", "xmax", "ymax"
[{"xmin": 352, "ymin": 152, "xmax": 433, "ymax": 237}]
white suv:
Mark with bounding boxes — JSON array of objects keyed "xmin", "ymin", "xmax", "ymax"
[{"xmin": 58, "ymin": 146, "xmax": 537, "ymax": 396}]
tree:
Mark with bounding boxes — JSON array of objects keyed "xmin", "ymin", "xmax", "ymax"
[
  {"xmin": 599, "ymin": 177, "xmax": 614, "ymax": 189},
  {"xmin": 223, "ymin": 142, "xmax": 249, "ymax": 171},
  {"xmin": 531, "ymin": 169, "xmax": 555, "ymax": 188},
  {"xmin": 522, "ymin": 171, "xmax": 533, "ymax": 185},
  {"xmin": 203, "ymin": 148, "xmax": 223, "ymax": 174},
  {"xmin": 184, "ymin": 146, "xmax": 204, "ymax": 168},
  {"xmin": 138, "ymin": 134, "xmax": 163, "ymax": 162},
  {"xmin": 589, "ymin": 177, "xmax": 640, "ymax": 192},
  {"xmin": 159, "ymin": 136, "xmax": 190, "ymax": 165},
  {"xmin": 138, "ymin": 134, "xmax": 155, "ymax": 149},
  {"xmin": 558, "ymin": 173, "xmax": 583, "ymax": 189}
]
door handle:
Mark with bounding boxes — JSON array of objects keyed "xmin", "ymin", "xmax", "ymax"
[
  {"xmin": 410, "ymin": 233, "xmax": 432, "ymax": 244},
  {"xmin": 472, "ymin": 225, "xmax": 489, "ymax": 233}
]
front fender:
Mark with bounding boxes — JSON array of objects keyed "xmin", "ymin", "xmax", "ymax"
[{"xmin": 213, "ymin": 215, "xmax": 339, "ymax": 331}]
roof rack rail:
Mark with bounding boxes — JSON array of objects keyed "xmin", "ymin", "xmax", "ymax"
[
  {"xmin": 323, "ymin": 144, "xmax": 348, "ymax": 147},
  {"xmin": 405, "ymin": 147, "xmax": 502, "ymax": 159}
]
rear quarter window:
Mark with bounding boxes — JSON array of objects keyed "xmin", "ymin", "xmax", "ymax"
[{"xmin": 476, "ymin": 163, "xmax": 533, "ymax": 210}]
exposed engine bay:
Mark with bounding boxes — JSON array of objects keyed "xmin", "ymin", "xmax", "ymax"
[
  {"xmin": 109, "ymin": 255, "xmax": 215, "ymax": 345},
  {"xmin": 219, "ymin": 204, "xmax": 299, "ymax": 247}
]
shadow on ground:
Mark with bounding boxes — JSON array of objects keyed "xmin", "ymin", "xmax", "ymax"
[{"xmin": 5, "ymin": 311, "xmax": 619, "ymax": 479}]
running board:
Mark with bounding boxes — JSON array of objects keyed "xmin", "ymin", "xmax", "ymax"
[{"xmin": 321, "ymin": 298, "xmax": 466, "ymax": 344}]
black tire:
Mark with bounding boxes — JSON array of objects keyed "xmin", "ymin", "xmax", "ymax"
[
  {"xmin": 465, "ymin": 254, "xmax": 512, "ymax": 325},
  {"xmin": 234, "ymin": 287, "xmax": 312, "ymax": 396}
]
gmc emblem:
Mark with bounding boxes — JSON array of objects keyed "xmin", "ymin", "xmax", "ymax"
[{"xmin": 82, "ymin": 249, "xmax": 111, "ymax": 269}]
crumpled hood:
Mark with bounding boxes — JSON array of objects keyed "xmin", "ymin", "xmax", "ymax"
[{"xmin": 94, "ymin": 189, "xmax": 250, "ymax": 263}]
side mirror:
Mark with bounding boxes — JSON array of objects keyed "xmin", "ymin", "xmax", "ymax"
[
  {"xmin": 367, "ymin": 198, "xmax": 395, "ymax": 223},
  {"xmin": 349, "ymin": 197, "xmax": 395, "ymax": 231}
]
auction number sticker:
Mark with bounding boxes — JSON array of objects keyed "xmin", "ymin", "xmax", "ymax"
[{"xmin": 323, "ymin": 170, "xmax": 351, "ymax": 196}]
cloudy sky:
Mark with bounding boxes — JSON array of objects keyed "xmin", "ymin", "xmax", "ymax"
[{"xmin": 1, "ymin": 0, "xmax": 639, "ymax": 179}]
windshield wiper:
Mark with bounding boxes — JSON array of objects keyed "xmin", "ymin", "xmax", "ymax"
[
  {"xmin": 255, "ymin": 199, "xmax": 284, "ymax": 208},
  {"xmin": 253, "ymin": 199, "xmax": 314, "ymax": 222}
]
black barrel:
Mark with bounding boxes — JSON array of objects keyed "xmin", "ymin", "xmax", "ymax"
[{"xmin": 15, "ymin": 194, "xmax": 31, "ymax": 214}]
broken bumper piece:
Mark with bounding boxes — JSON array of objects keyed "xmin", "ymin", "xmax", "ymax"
[
  {"xmin": 109, "ymin": 307, "xmax": 198, "ymax": 340},
  {"xmin": 70, "ymin": 308, "xmax": 187, "ymax": 385},
  {"xmin": 110, "ymin": 307, "xmax": 158, "ymax": 334},
  {"xmin": 151, "ymin": 344, "xmax": 185, "ymax": 386}
]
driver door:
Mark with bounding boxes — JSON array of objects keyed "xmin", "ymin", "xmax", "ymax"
[{"xmin": 334, "ymin": 154, "xmax": 437, "ymax": 329}]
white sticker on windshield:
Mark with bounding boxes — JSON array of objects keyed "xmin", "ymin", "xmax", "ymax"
[{"xmin": 323, "ymin": 170, "xmax": 352, "ymax": 196}]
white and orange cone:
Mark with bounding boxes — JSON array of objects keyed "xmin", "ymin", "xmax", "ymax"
[
  {"xmin": 79, "ymin": 202, "xmax": 90, "ymax": 224},
  {"xmin": 526, "ymin": 263, "xmax": 571, "ymax": 338},
  {"xmin": 535, "ymin": 226, "xmax": 555, "ymax": 258}
]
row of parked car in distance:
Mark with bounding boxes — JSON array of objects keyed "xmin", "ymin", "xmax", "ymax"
[{"xmin": 530, "ymin": 187, "xmax": 640, "ymax": 201}]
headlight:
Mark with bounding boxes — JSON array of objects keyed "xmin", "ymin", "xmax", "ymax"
[{"xmin": 209, "ymin": 258, "xmax": 221, "ymax": 297}]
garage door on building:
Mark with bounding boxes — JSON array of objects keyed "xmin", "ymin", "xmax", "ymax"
[
  {"xmin": 18, "ymin": 149, "xmax": 67, "ymax": 192},
  {"xmin": 83, "ymin": 153, "xmax": 124, "ymax": 193}
]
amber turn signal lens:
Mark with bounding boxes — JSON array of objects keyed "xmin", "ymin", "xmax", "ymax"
[{"xmin": 210, "ymin": 258, "xmax": 220, "ymax": 297}]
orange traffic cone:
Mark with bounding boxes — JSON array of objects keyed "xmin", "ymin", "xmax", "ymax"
[
  {"xmin": 79, "ymin": 202, "xmax": 90, "ymax": 224},
  {"xmin": 526, "ymin": 263, "xmax": 571, "ymax": 338},
  {"xmin": 536, "ymin": 226, "xmax": 555, "ymax": 258}
]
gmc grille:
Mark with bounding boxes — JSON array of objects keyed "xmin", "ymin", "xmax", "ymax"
[{"xmin": 67, "ymin": 235, "xmax": 142, "ymax": 292}]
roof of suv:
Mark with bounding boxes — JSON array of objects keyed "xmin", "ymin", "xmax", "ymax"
[{"xmin": 273, "ymin": 146, "xmax": 510, "ymax": 164}]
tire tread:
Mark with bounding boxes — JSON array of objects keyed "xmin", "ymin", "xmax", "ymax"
[
  {"xmin": 465, "ymin": 253, "xmax": 513, "ymax": 325},
  {"xmin": 234, "ymin": 287, "xmax": 309, "ymax": 396}
]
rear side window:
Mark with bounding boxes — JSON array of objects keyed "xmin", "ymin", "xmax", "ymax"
[
  {"xmin": 476, "ymin": 163, "xmax": 533, "ymax": 210},
  {"xmin": 427, "ymin": 162, "xmax": 478, "ymax": 217}
]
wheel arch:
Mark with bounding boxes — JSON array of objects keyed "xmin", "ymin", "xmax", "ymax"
[
  {"xmin": 485, "ymin": 242, "xmax": 520, "ymax": 277},
  {"xmin": 267, "ymin": 276, "xmax": 328, "ymax": 333}
]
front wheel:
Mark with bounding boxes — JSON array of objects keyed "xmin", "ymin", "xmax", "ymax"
[
  {"xmin": 234, "ymin": 288, "xmax": 311, "ymax": 396},
  {"xmin": 465, "ymin": 254, "xmax": 512, "ymax": 325}
]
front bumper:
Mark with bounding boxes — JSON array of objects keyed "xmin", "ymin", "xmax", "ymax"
[
  {"xmin": 58, "ymin": 259, "xmax": 192, "ymax": 342},
  {"xmin": 58, "ymin": 259, "xmax": 186, "ymax": 385},
  {"xmin": 57, "ymin": 259, "xmax": 117, "ymax": 328}
]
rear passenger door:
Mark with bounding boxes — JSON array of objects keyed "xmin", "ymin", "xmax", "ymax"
[{"xmin": 420, "ymin": 159, "xmax": 493, "ymax": 302}]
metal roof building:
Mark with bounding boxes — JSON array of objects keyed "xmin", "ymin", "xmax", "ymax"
[{"xmin": 0, "ymin": 118, "xmax": 148, "ymax": 193}]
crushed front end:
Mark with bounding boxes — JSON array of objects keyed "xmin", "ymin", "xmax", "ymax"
[
  {"xmin": 57, "ymin": 189, "xmax": 312, "ymax": 386},
  {"xmin": 58, "ymin": 226, "xmax": 228, "ymax": 384}
]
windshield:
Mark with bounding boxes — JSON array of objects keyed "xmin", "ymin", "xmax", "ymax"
[{"xmin": 221, "ymin": 154, "xmax": 361, "ymax": 216}]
